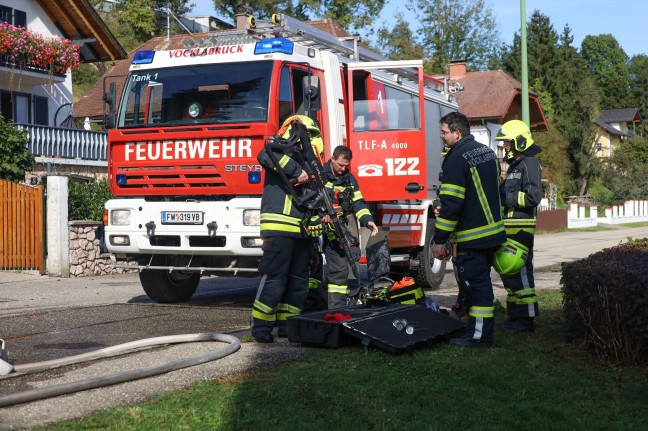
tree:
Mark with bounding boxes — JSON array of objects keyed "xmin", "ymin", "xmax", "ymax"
[
  {"xmin": 534, "ymin": 126, "xmax": 572, "ymax": 202},
  {"xmin": 376, "ymin": 12, "xmax": 425, "ymax": 61},
  {"xmin": 0, "ymin": 115, "xmax": 34, "ymax": 182},
  {"xmin": 117, "ymin": 0, "xmax": 158, "ymax": 41},
  {"xmin": 502, "ymin": 10, "xmax": 560, "ymax": 92},
  {"xmin": 628, "ymin": 54, "xmax": 648, "ymax": 137},
  {"xmin": 552, "ymin": 26, "xmax": 600, "ymax": 196},
  {"xmin": 603, "ymin": 137, "xmax": 648, "ymax": 201},
  {"xmin": 581, "ymin": 34, "xmax": 630, "ymax": 110},
  {"xmin": 404, "ymin": 0, "xmax": 501, "ymax": 73}
]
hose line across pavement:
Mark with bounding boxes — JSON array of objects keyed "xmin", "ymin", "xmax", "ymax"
[{"xmin": 0, "ymin": 333, "xmax": 241, "ymax": 408}]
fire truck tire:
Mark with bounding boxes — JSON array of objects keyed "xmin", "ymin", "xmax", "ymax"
[
  {"xmin": 139, "ymin": 270, "xmax": 200, "ymax": 303},
  {"xmin": 413, "ymin": 219, "xmax": 447, "ymax": 290}
]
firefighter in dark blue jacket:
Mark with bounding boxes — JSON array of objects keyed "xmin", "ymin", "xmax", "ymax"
[
  {"xmin": 495, "ymin": 120, "xmax": 543, "ymax": 333},
  {"xmin": 433, "ymin": 112, "xmax": 506, "ymax": 349},
  {"xmin": 251, "ymin": 117, "xmax": 317, "ymax": 343},
  {"xmin": 316, "ymin": 146, "xmax": 378, "ymax": 308}
]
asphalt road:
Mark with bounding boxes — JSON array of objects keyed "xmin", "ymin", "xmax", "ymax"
[{"xmin": 1, "ymin": 223, "xmax": 647, "ymax": 429}]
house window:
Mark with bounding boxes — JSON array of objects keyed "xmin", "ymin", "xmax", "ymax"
[
  {"xmin": 0, "ymin": 6, "xmax": 26, "ymax": 27},
  {"xmin": 0, "ymin": 90, "xmax": 35, "ymax": 124},
  {"xmin": 33, "ymin": 96, "xmax": 48, "ymax": 125},
  {"xmin": 14, "ymin": 94, "xmax": 30, "ymax": 124},
  {"xmin": 14, "ymin": 10, "xmax": 26, "ymax": 28},
  {"xmin": 0, "ymin": 6, "xmax": 11, "ymax": 24}
]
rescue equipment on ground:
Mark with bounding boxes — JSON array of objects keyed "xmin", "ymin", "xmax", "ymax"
[
  {"xmin": 493, "ymin": 238, "xmax": 529, "ymax": 275},
  {"xmin": 287, "ymin": 304, "xmax": 465, "ymax": 353},
  {"xmin": 363, "ymin": 276, "xmax": 426, "ymax": 306}
]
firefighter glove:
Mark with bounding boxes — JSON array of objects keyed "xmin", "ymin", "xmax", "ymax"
[{"xmin": 306, "ymin": 216, "xmax": 323, "ymax": 237}]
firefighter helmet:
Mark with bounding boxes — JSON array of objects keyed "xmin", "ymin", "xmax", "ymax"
[
  {"xmin": 280, "ymin": 115, "xmax": 323, "ymax": 156},
  {"xmin": 493, "ymin": 238, "xmax": 529, "ymax": 276},
  {"xmin": 496, "ymin": 120, "xmax": 534, "ymax": 153}
]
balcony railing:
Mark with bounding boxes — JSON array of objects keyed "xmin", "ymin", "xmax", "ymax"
[{"xmin": 17, "ymin": 124, "xmax": 107, "ymax": 164}]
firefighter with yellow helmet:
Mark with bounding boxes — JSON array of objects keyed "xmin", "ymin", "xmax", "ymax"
[
  {"xmin": 251, "ymin": 115, "xmax": 322, "ymax": 343},
  {"xmin": 494, "ymin": 119, "xmax": 543, "ymax": 333}
]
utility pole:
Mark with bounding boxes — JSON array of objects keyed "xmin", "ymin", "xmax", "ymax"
[
  {"xmin": 520, "ymin": 0, "xmax": 529, "ymax": 126},
  {"xmin": 166, "ymin": 2, "xmax": 171, "ymax": 41}
]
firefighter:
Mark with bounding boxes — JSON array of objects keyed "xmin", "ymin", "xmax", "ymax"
[
  {"xmin": 251, "ymin": 116, "xmax": 318, "ymax": 343},
  {"xmin": 495, "ymin": 120, "xmax": 543, "ymax": 333},
  {"xmin": 433, "ymin": 112, "xmax": 506, "ymax": 349},
  {"xmin": 312, "ymin": 146, "xmax": 379, "ymax": 309}
]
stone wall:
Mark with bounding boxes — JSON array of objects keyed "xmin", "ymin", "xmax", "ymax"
[{"xmin": 68, "ymin": 221, "xmax": 136, "ymax": 277}]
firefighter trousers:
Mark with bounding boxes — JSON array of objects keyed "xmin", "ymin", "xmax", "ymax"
[
  {"xmin": 252, "ymin": 236, "xmax": 310, "ymax": 336},
  {"xmin": 453, "ymin": 247, "xmax": 497, "ymax": 342},
  {"xmin": 324, "ymin": 242, "xmax": 357, "ymax": 309}
]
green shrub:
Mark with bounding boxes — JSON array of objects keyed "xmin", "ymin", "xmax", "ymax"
[
  {"xmin": 588, "ymin": 181, "xmax": 618, "ymax": 210},
  {"xmin": 561, "ymin": 239, "xmax": 648, "ymax": 366},
  {"xmin": 68, "ymin": 177, "xmax": 113, "ymax": 221},
  {"xmin": 0, "ymin": 115, "xmax": 34, "ymax": 182}
]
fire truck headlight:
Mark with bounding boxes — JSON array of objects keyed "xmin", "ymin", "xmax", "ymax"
[
  {"xmin": 110, "ymin": 235, "xmax": 130, "ymax": 246},
  {"xmin": 242, "ymin": 237, "xmax": 263, "ymax": 247},
  {"xmin": 187, "ymin": 102, "xmax": 202, "ymax": 118},
  {"xmin": 243, "ymin": 210, "xmax": 260, "ymax": 226},
  {"xmin": 111, "ymin": 210, "xmax": 132, "ymax": 226}
]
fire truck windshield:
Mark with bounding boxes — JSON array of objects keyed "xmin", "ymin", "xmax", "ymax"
[{"xmin": 117, "ymin": 61, "xmax": 273, "ymax": 128}]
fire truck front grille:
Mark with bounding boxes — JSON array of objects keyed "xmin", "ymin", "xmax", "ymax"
[
  {"xmin": 189, "ymin": 236, "xmax": 227, "ymax": 247},
  {"xmin": 116, "ymin": 164, "xmax": 225, "ymax": 189}
]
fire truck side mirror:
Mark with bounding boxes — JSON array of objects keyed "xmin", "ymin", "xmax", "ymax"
[
  {"xmin": 103, "ymin": 82, "xmax": 117, "ymax": 129},
  {"xmin": 302, "ymin": 76, "xmax": 321, "ymax": 113}
]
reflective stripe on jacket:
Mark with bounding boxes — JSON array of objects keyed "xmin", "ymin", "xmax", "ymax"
[
  {"xmin": 257, "ymin": 146, "xmax": 309, "ymax": 238},
  {"xmin": 433, "ymin": 135, "xmax": 506, "ymax": 249},
  {"xmin": 323, "ymin": 160, "xmax": 374, "ymax": 228},
  {"xmin": 501, "ymin": 154, "xmax": 543, "ymax": 235}
]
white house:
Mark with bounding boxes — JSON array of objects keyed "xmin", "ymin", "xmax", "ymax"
[{"xmin": 0, "ymin": 0, "xmax": 124, "ymax": 128}]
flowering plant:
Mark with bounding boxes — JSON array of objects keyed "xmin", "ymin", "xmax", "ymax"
[{"xmin": 0, "ymin": 22, "xmax": 81, "ymax": 74}]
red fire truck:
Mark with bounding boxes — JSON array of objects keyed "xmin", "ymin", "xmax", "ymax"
[{"xmin": 103, "ymin": 14, "xmax": 460, "ymax": 302}]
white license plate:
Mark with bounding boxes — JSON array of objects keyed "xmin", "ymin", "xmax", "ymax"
[{"xmin": 161, "ymin": 211, "xmax": 204, "ymax": 225}]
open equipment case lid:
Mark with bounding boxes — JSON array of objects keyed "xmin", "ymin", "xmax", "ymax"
[{"xmin": 342, "ymin": 305, "xmax": 465, "ymax": 354}]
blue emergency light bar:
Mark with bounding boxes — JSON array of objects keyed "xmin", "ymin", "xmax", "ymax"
[
  {"xmin": 132, "ymin": 50, "xmax": 156, "ymax": 65},
  {"xmin": 254, "ymin": 38, "xmax": 294, "ymax": 55},
  {"xmin": 116, "ymin": 174, "xmax": 127, "ymax": 185}
]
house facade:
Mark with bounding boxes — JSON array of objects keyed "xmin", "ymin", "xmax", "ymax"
[
  {"xmin": 447, "ymin": 61, "xmax": 548, "ymax": 162},
  {"xmin": 0, "ymin": 0, "xmax": 125, "ymax": 181},
  {"xmin": 593, "ymin": 108, "xmax": 642, "ymax": 158}
]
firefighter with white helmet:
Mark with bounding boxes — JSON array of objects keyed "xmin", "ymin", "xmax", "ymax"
[
  {"xmin": 251, "ymin": 115, "xmax": 320, "ymax": 343},
  {"xmin": 494, "ymin": 119, "xmax": 543, "ymax": 333}
]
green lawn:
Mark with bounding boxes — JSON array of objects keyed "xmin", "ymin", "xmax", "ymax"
[{"xmin": 42, "ymin": 290, "xmax": 648, "ymax": 431}]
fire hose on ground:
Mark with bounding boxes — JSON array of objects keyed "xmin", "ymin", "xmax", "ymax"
[{"xmin": 0, "ymin": 333, "xmax": 240, "ymax": 408}]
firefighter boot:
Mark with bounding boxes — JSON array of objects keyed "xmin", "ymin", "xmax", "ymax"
[
  {"xmin": 448, "ymin": 336, "xmax": 492, "ymax": 349},
  {"xmin": 501, "ymin": 317, "xmax": 534, "ymax": 333},
  {"xmin": 253, "ymin": 332, "xmax": 275, "ymax": 343}
]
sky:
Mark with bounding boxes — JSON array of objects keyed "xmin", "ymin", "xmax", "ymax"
[{"xmin": 190, "ymin": 0, "xmax": 647, "ymax": 58}]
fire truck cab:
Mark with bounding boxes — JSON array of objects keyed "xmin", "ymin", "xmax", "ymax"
[{"xmin": 103, "ymin": 14, "xmax": 459, "ymax": 303}]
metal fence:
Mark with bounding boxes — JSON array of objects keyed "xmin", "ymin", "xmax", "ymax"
[{"xmin": 17, "ymin": 124, "xmax": 107, "ymax": 161}]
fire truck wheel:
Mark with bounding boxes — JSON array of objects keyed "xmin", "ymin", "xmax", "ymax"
[
  {"xmin": 413, "ymin": 220, "xmax": 447, "ymax": 290},
  {"xmin": 139, "ymin": 269, "xmax": 200, "ymax": 303}
]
